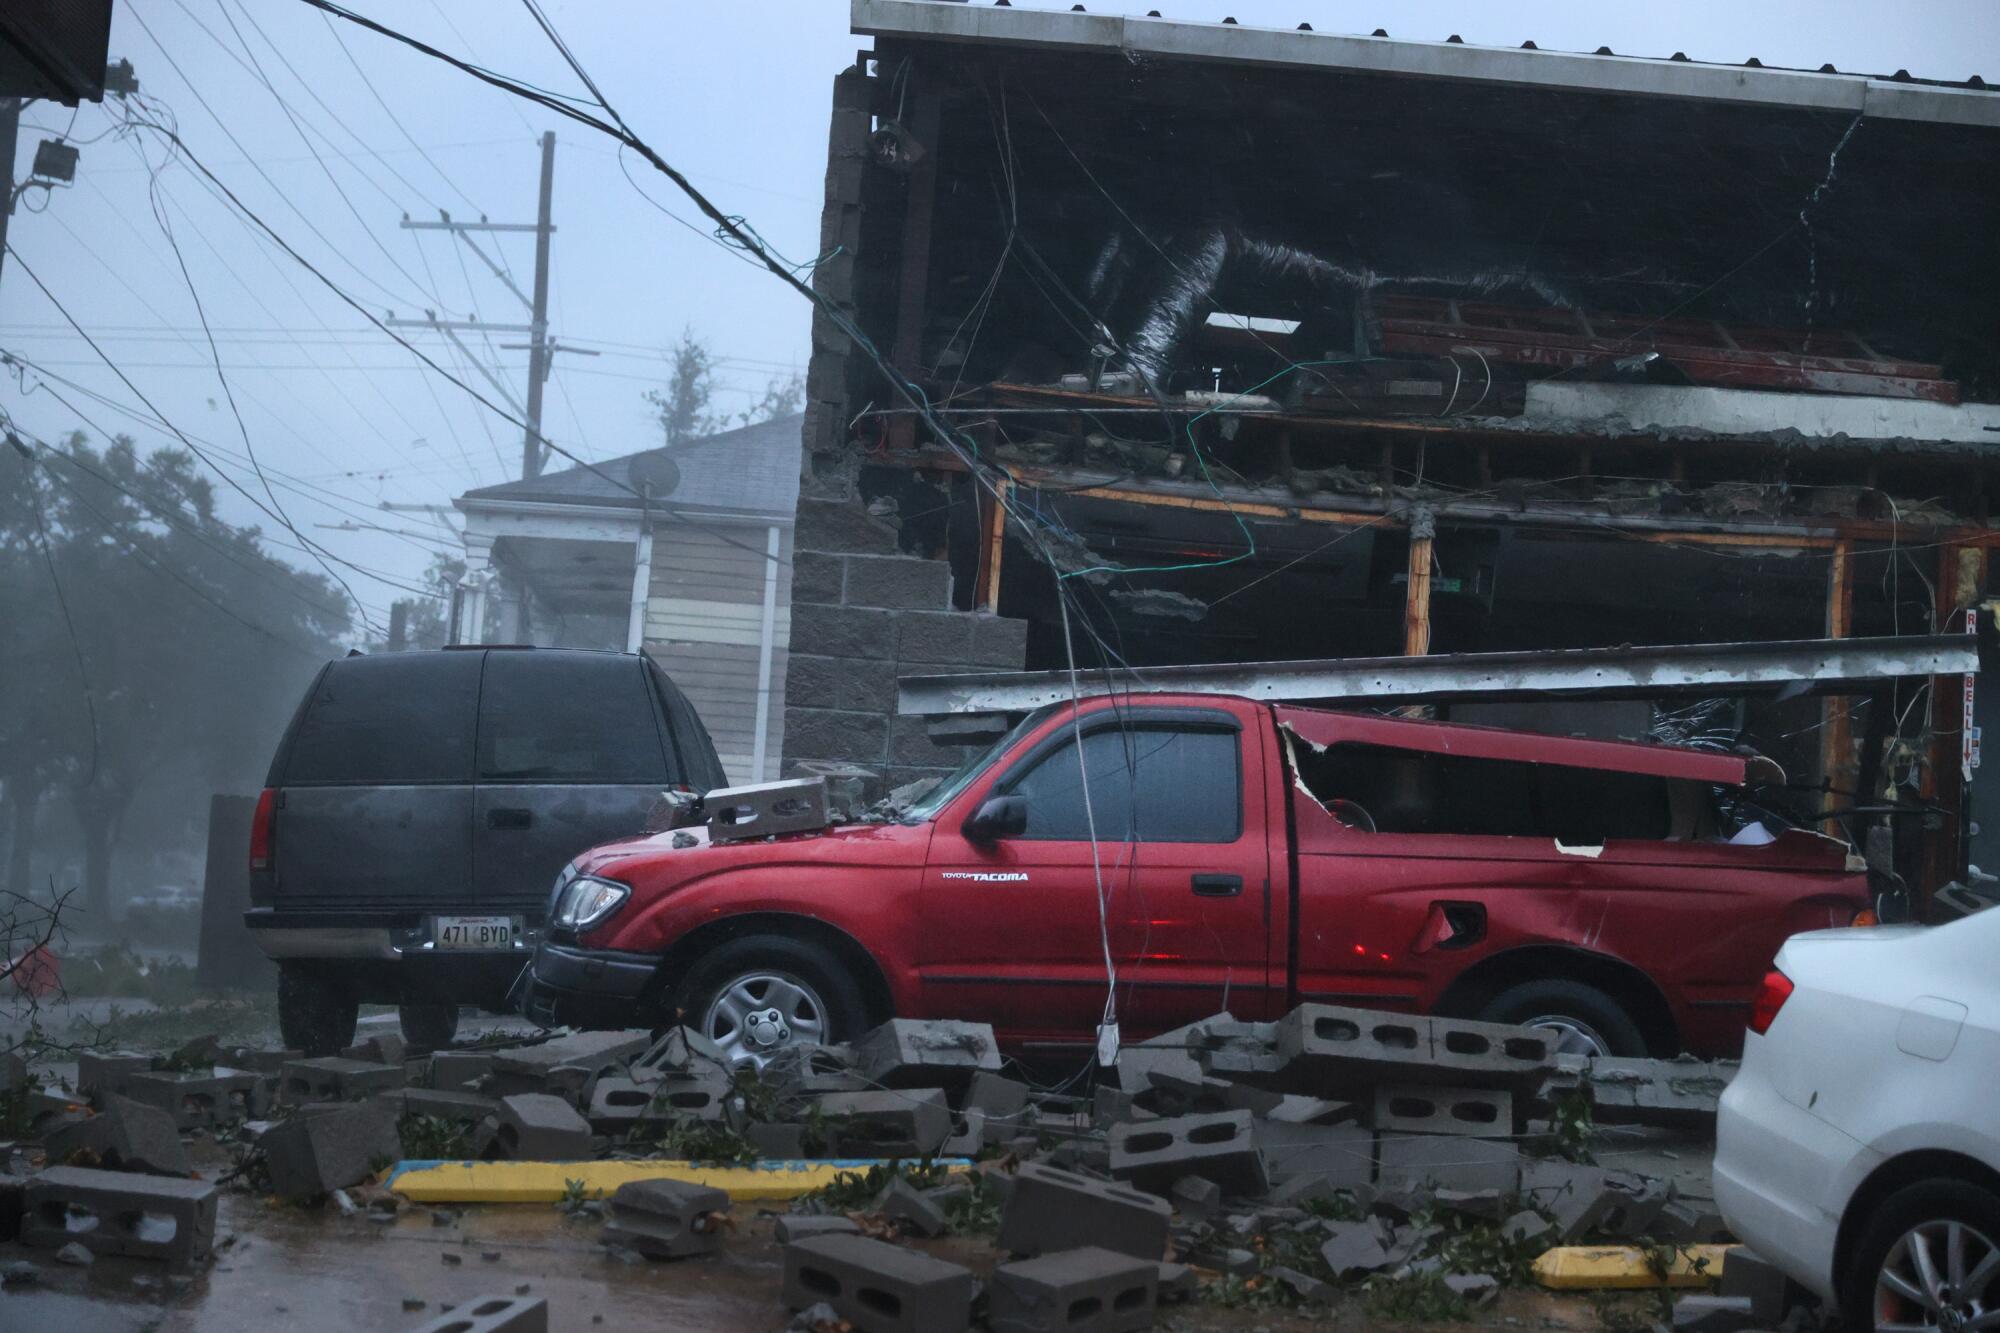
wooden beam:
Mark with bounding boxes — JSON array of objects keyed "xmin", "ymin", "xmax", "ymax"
[
  {"xmin": 1821, "ymin": 540, "xmax": 1854, "ymax": 834},
  {"xmin": 974, "ymin": 477, "xmax": 1010, "ymax": 613},
  {"xmin": 1404, "ymin": 507, "xmax": 1436, "ymax": 657}
]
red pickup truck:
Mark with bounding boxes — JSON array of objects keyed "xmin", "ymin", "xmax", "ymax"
[{"xmin": 521, "ymin": 693, "xmax": 1871, "ymax": 1070}]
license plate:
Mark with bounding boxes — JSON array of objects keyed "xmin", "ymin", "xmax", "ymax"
[{"xmin": 434, "ymin": 916, "xmax": 515, "ymax": 950}]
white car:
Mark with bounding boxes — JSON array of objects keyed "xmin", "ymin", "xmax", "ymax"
[{"xmin": 1714, "ymin": 908, "xmax": 2000, "ymax": 1332}]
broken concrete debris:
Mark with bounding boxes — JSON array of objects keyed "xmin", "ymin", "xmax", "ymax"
[
  {"xmin": 782, "ymin": 1232, "xmax": 975, "ymax": 1333},
  {"xmin": 988, "ymin": 1246, "xmax": 1159, "ymax": 1333},
  {"xmin": 22, "ymin": 1165, "xmax": 219, "ymax": 1269},
  {"xmin": 259, "ymin": 1100, "xmax": 403, "ymax": 1200},
  {"xmin": 600, "ymin": 1177, "xmax": 730, "ymax": 1259}
]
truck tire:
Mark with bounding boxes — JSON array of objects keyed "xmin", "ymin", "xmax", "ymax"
[
  {"xmin": 279, "ymin": 964, "xmax": 359, "ymax": 1056},
  {"xmin": 1842, "ymin": 1179, "xmax": 2000, "ymax": 1333},
  {"xmin": 1475, "ymin": 978, "xmax": 1647, "ymax": 1058},
  {"xmin": 670, "ymin": 934, "xmax": 869, "ymax": 1073},
  {"xmin": 399, "ymin": 1001, "xmax": 460, "ymax": 1051}
]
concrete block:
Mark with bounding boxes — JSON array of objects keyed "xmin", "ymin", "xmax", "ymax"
[
  {"xmin": 345, "ymin": 1033, "xmax": 406, "ymax": 1067},
  {"xmin": 278, "ymin": 1057, "xmax": 404, "ymax": 1104},
  {"xmin": 997, "ymin": 1162, "xmax": 1174, "ymax": 1261},
  {"xmin": 852, "ymin": 1018, "xmax": 1001, "ymax": 1089},
  {"xmin": 1446, "ymin": 1273, "xmax": 1501, "ymax": 1306},
  {"xmin": 1581, "ymin": 1171, "xmax": 1672, "ymax": 1239},
  {"xmin": 1673, "ymin": 1294, "xmax": 1758, "ymax": 1333},
  {"xmin": 378, "ymin": 1088, "xmax": 498, "ymax": 1123},
  {"xmin": 1660, "ymin": 1198, "xmax": 1730, "ymax": 1245},
  {"xmin": 41, "ymin": 1096, "xmax": 190, "ymax": 1176},
  {"xmin": 428, "ymin": 1051, "xmax": 494, "ymax": 1092},
  {"xmin": 24, "ymin": 1089, "xmax": 90, "ymax": 1137},
  {"xmin": 1588, "ymin": 1056, "xmax": 1735, "ymax": 1129},
  {"xmin": 989, "ymin": 1246, "xmax": 1157, "ymax": 1333},
  {"xmin": 261, "ymin": 1101, "xmax": 402, "ymax": 1198},
  {"xmin": 1376, "ymin": 1135, "xmax": 1521, "ymax": 1195},
  {"xmin": 810, "ymin": 1088, "xmax": 951, "ymax": 1157},
  {"xmin": 841, "ymin": 554, "xmax": 950, "ymax": 610},
  {"xmin": 748, "ymin": 1123, "xmax": 807, "ymax": 1158},
  {"xmin": 877, "ymin": 1177, "xmax": 948, "ymax": 1238},
  {"xmin": 783, "ymin": 1232, "xmax": 974, "ymax": 1333},
  {"xmin": 488, "ymin": 1031, "xmax": 650, "ymax": 1084},
  {"xmin": 631, "ymin": 1026, "xmax": 731, "ymax": 1078},
  {"xmin": 892, "ymin": 610, "xmax": 972, "ymax": 664},
  {"xmin": 1157, "ymin": 1260, "xmax": 1199, "ymax": 1303},
  {"xmin": 1519, "ymin": 1159, "xmax": 1616, "ymax": 1242},
  {"xmin": 775, "ymin": 1213, "xmax": 861, "ymax": 1243},
  {"xmin": 965, "ymin": 1069, "xmax": 1032, "ymax": 1123},
  {"xmin": 76, "ymin": 1050, "xmax": 153, "ymax": 1104},
  {"xmin": 1109, "ymin": 1110, "xmax": 1267, "ymax": 1198},
  {"xmin": 408, "ymin": 1295, "xmax": 549, "ymax": 1333},
  {"xmin": 1202, "ymin": 1004, "xmax": 1552, "ymax": 1095},
  {"xmin": 1271, "ymin": 1264, "xmax": 1337, "ymax": 1304},
  {"xmin": 600, "ymin": 1177, "xmax": 729, "ymax": 1259},
  {"xmin": 1252, "ymin": 1118, "xmax": 1374, "ymax": 1187},
  {"xmin": 1170, "ymin": 1175, "xmax": 1221, "ymax": 1221},
  {"xmin": 793, "ymin": 551, "xmax": 846, "ymax": 603},
  {"xmin": 939, "ymin": 1110, "xmax": 985, "ymax": 1159},
  {"xmin": 22, "ymin": 1165, "xmax": 218, "ymax": 1268},
  {"xmin": 968, "ymin": 613, "xmax": 1031, "ymax": 669},
  {"xmin": 790, "ymin": 604, "xmax": 898, "ymax": 662},
  {"xmin": 586, "ymin": 1074, "xmax": 728, "ymax": 1131},
  {"xmin": 1372, "ymin": 1084, "xmax": 1514, "ymax": 1138},
  {"xmin": 796, "ymin": 497, "xmax": 902, "ymax": 556},
  {"xmin": 785, "ymin": 707, "xmax": 891, "ymax": 763},
  {"xmin": 490, "ymin": 1094, "xmax": 592, "ymax": 1160},
  {"xmin": 218, "ymin": 1046, "xmax": 301, "ymax": 1076},
  {"xmin": 889, "ymin": 712, "xmax": 974, "ymax": 767},
  {"xmin": 707, "ymin": 777, "xmax": 831, "ymax": 842},
  {"xmin": 784, "ymin": 653, "xmax": 897, "ymax": 713},
  {"xmin": 1720, "ymin": 1246, "xmax": 1792, "ymax": 1323},
  {"xmin": 123, "ymin": 1069, "xmax": 260, "ymax": 1129},
  {"xmin": 1319, "ymin": 1216, "xmax": 1398, "ymax": 1275}
]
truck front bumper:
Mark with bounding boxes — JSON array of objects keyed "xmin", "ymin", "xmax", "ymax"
[{"xmin": 517, "ymin": 940, "xmax": 661, "ymax": 1029}]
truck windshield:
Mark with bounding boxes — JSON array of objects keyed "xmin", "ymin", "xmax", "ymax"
[{"xmin": 901, "ymin": 705, "xmax": 1056, "ymax": 822}]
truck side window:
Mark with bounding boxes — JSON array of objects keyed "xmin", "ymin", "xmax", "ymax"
[
  {"xmin": 477, "ymin": 654, "xmax": 670, "ymax": 784},
  {"xmin": 282, "ymin": 654, "xmax": 479, "ymax": 784},
  {"xmin": 1007, "ymin": 726, "xmax": 1241, "ymax": 843},
  {"xmin": 1297, "ymin": 741, "xmax": 1669, "ymax": 841}
]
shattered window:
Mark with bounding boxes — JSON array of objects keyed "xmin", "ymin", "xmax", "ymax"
[
  {"xmin": 1005, "ymin": 726, "xmax": 1240, "ymax": 843},
  {"xmin": 1295, "ymin": 742, "xmax": 1668, "ymax": 842}
]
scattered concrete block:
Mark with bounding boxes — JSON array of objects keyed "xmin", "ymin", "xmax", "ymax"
[
  {"xmin": 278, "ymin": 1057, "xmax": 404, "ymax": 1104},
  {"xmin": 1504, "ymin": 1208, "xmax": 1555, "ymax": 1243},
  {"xmin": 22, "ymin": 1165, "xmax": 218, "ymax": 1268},
  {"xmin": 1109, "ymin": 1109, "xmax": 1267, "ymax": 1198},
  {"xmin": 429, "ymin": 1051, "xmax": 495, "ymax": 1092},
  {"xmin": 1269, "ymin": 1264, "xmax": 1336, "ymax": 1304},
  {"xmin": 783, "ymin": 1232, "xmax": 974, "ymax": 1332},
  {"xmin": 345, "ymin": 1033, "xmax": 406, "ymax": 1067},
  {"xmin": 486, "ymin": 1031, "xmax": 650, "ymax": 1097},
  {"xmin": 810, "ymin": 1088, "xmax": 951, "ymax": 1157},
  {"xmin": 1320, "ymin": 1217, "xmax": 1397, "ymax": 1276},
  {"xmin": 23, "ymin": 1089, "xmax": 90, "ymax": 1137},
  {"xmin": 1201, "ymin": 1004, "xmax": 1553, "ymax": 1094},
  {"xmin": 706, "ymin": 776, "xmax": 830, "ymax": 842},
  {"xmin": 853, "ymin": 1018, "xmax": 1001, "ymax": 1089},
  {"xmin": 877, "ymin": 1176, "xmax": 949, "ymax": 1238},
  {"xmin": 1252, "ymin": 1118, "xmax": 1373, "ymax": 1186},
  {"xmin": 747, "ymin": 1123, "xmax": 807, "ymax": 1158},
  {"xmin": 939, "ymin": 1110, "xmax": 985, "ymax": 1159},
  {"xmin": 1581, "ymin": 1171, "xmax": 1672, "ymax": 1239},
  {"xmin": 489, "ymin": 1094, "xmax": 592, "ymax": 1161},
  {"xmin": 631, "ymin": 1025, "xmax": 731, "ymax": 1077},
  {"xmin": 1170, "ymin": 1174, "xmax": 1221, "ymax": 1221},
  {"xmin": 997, "ymin": 1162, "xmax": 1173, "ymax": 1261},
  {"xmin": 1519, "ymin": 1159, "xmax": 1616, "ymax": 1242},
  {"xmin": 75, "ymin": 1051, "xmax": 153, "ymax": 1104},
  {"xmin": 600, "ymin": 1178, "xmax": 729, "ymax": 1259},
  {"xmin": 1374, "ymin": 1084, "xmax": 1514, "ymax": 1138},
  {"xmin": 1720, "ymin": 1246, "xmax": 1792, "ymax": 1322},
  {"xmin": 1588, "ymin": 1057, "xmax": 1736, "ymax": 1129},
  {"xmin": 407, "ymin": 1295, "xmax": 549, "ymax": 1333},
  {"xmin": 1157, "ymin": 1260, "xmax": 1199, "ymax": 1303},
  {"xmin": 585, "ymin": 1074, "xmax": 728, "ymax": 1131},
  {"xmin": 218, "ymin": 1046, "xmax": 300, "ymax": 1076},
  {"xmin": 1673, "ymin": 1293, "xmax": 1758, "ymax": 1333},
  {"xmin": 774, "ymin": 1214, "xmax": 860, "ymax": 1244},
  {"xmin": 378, "ymin": 1088, "xmax": 499, "ymax": 1123},
  {"xmin": 1265, "ymin": 1094, "xmax": 1356, "ymax": 1124},
  {"xmin": 1660, "ymin": 1198, "xmax": 1730, "ymax": 1245},
  {"xmin": 989, "ymin": 1246, "xmax": 1157, "ymax": 1333},
  {"xmin": 1446, "ymin": 1273, "xmax": 1501, "ymax": 1306},
  {"xmin": 1115, "ymin": 1020, "xmax": 1214, "ymax": 1096},
  {"xmin": 1376, "ymin": 1135, "xmax": 1520, "ymax": 1194},
  {"xmin": 123, "ymin": 1069, "xmax": 260, "ymax": 1129},
  {"xmin": 261, "ymin": 1101, "xmax": 402, "ymax": 1199},
  {"xmin": 41, "ymin": 1096, "xmax": 190, "ymax": 1176},
  {"xmin": 964, "ymin": 1070, "xmax": 1032, "ymax": 1124}
]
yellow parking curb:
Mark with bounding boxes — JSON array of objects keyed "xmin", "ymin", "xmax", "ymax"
[
  {"xmin": 385, "ymin": 1158, "xmax": 972, "ymax": 1204},
  {"xmin": 1532, "ymin": 1244, "xmax": 1738, "ymax": 1290}
]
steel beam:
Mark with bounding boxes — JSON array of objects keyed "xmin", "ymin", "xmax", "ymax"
[{"xmin": 896, "ymin": 635, "xmax": 1977, "ymax": 716}]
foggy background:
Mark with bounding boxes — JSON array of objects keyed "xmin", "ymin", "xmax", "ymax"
[{"xmin": 1, "ymin": 0, "xmax": 1994, "ymax": 932}]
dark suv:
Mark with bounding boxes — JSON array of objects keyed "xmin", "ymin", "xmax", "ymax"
[{"xmin": 247, "ymin": 647, "xmax": 724, "ymax": 1053}]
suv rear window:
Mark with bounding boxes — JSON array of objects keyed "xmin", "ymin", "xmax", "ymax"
[
  {"xmin": 477, "ymin": 652, "xmax": 671, "ymax": 784},
  {"xmin": 282, "ymin": 653, "xmax": 479, "ymax": 784}
]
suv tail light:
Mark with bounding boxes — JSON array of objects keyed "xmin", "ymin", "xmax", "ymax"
[
  {"xmin": 249, "ymin": 788, "xmax": 276, "ymax": 875},
  {"xmin": 1749, "ymin": 968, "xmax": 1795, "ymax": 1036}
]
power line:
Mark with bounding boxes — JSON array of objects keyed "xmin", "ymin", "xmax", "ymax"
[{"xmin": 7, "ymin": 433, "xmax": 103, "ymax": 783}]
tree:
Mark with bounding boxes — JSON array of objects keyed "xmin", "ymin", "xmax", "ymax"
[
  {"xmin": 644, "ymin": 326, "xmax": 720, "ymax": 448},
  {"xmin": 0, "ymin": 433, "xmax": 350, "ymax": 923},
  {"xmin": 742, "ymin": 370, "xmax": 805, "ymax": 427}
]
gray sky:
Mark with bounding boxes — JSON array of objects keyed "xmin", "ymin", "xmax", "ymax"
[{"xmin": 4, "ymin": 0, "xmax": 1996, "ymax": 632}]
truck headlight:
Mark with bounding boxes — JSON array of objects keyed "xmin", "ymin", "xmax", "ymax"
[{"xmin": 556, "ymin": 876, "xmax": 629, "ymax": 931}]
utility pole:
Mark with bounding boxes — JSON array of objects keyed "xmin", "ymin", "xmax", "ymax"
[
  {"xmin": 390, "ymin": 131, "xmax": 572, "ymax": 482},
  {"xmin": 0, "ymin": 98, "xmax": 21, "ymax": 286}
]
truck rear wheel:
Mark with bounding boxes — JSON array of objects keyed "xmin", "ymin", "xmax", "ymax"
[
  {"xmin": 399, "ymin": 1001, "xmax": 460, "ymax": 1051},
  {"xmin": 1475, "ymin": 978, "xmax": 1646, "ymax": 1058},
  {"xmin": 279, "ymin": 964, "xmax": 359, "ymax": 1056},
  {"xmin": 671, "ymin": 935, "xmax": 868, "ymax": 1074}
]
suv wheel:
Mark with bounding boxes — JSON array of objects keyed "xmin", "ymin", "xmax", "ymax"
[
  {"xmin": 1844, "ymin": 1180, "xmax": 2000, "ymax": 1332},
  {"xmin": 399, "ymin": 1002, "xmax": 460, "ymax": 1051},
  {"xmin": 672, "ymin": 935, "xmax": 868, "ymax": 1073},
  {"xmin": 279, "ymin": 965, "xmax": 359, "ymax": 1056},
  {"xmin": 1474, "ymin": 979, "xmax": 1647, "ymax": 1058}
]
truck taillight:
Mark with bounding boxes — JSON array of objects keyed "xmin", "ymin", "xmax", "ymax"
[
  {"xmin": 249, "ymin": 788, "xmax": 276, "ymax": 874},
  {"xmin": 1748, "ymin": 968, "xmax": 1794, "ymax": 1036}
]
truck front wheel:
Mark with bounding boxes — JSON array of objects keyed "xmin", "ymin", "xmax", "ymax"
[
  {"xmin": 279, "ymin": 964, "xmax": 359, "ymax": 1056},
  {"xmin": 671, "ymin": 935, "xmax": 868, "ymax": 1073}
]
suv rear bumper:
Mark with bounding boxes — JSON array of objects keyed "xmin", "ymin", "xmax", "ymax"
[
  {"xmin": 518, "ymin": 941, "xmax": 660, "ymax": 1028},
  {"xmin": 245, "ymin": 908, "xmax": 539, "ymax": 1009}
]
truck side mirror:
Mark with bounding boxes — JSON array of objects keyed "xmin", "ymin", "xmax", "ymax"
[{"xmin": 964, "ymin": 795, "xmax": 1027, "ymax": 843}]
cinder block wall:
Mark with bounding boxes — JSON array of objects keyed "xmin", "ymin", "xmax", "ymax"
[{"xmin": 782, "ymin": 497, "xmax": 1028, "ymax": 794}]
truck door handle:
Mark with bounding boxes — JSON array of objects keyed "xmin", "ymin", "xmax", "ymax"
[
  {"xmin": 1191, "ymin": 874, "xmax": 1242, "ymax": 897},
  {"xmin": 487, "ymin": 808, "xmax": 533, "ymax": 830}
]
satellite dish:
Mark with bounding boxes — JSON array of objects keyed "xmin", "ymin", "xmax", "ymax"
[{"xmin": 627, "ymin": 452, "xmax": 681, "ymax": 498}]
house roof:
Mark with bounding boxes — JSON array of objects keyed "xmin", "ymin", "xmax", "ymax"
[
  {"xmin": 852, "ymin": 1, "xmax": 2000, "ymax": 127},
  {"xmin": 460, "ymin": 413, "xmax": 803, "ymax": 520}
]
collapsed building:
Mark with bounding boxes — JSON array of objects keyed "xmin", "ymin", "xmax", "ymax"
[{"xmin": 786, "ymin": 1, "xmax": 2000, "ymax": 893}]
